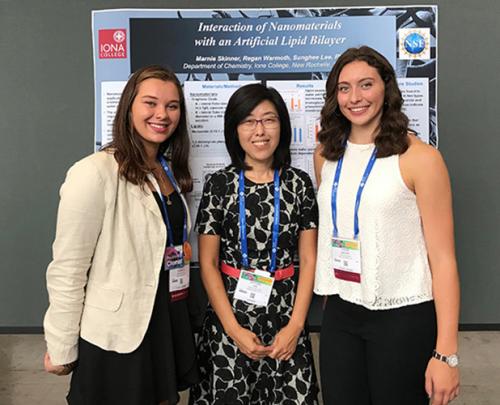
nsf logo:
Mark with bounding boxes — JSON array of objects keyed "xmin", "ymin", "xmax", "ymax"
[
  {"xmin": 399, "ymin": 28, "xmax": 431, "ymax": 60},
  {"xmin": 405, "ymin": 33, "xmax": 425, "ymax": 54}
]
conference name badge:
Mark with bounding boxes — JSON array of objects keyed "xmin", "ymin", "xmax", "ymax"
[
  {"xmin": 234, "ymin": 270, "xmax": 274, "ymax": 306},
  {"xmin": 165, "ymin": 245, "xmax": 183, "ymax": 270},
  {"xmin": 332, "ymin": 237, "xmax": 362, "ymax": 283},
  {"xmin": 166, "ymin": 245, "xmax": 189, "ymax": 301}
]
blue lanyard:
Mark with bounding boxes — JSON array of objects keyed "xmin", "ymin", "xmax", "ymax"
[
  {"xmin": 156, "ymin": 156, "xmax": 188, "ymax": 247},
  {"xmin": 331, "ymin": 147, "xmax": 377, "ymax": 239},
  {"xmin": 239, "ymin": 169, "xmax": 280, "ymax": 272}
]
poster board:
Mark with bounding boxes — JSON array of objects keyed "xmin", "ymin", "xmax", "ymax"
[{"xmin": 92, "ymin": 6, "xmax": 438, "ymax": 260}]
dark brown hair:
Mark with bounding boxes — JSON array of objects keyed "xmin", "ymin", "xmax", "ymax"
[
  {"xmin": 103, "ymin": 65, "xmax": 192, "ymax": 192},
  {"xmin": 319, "ymin": 46, "xmax": 409, "ymax": 161}
]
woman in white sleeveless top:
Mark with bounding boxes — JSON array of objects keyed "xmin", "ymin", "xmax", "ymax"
[{"xmin": 314, "ymin": 46, "xmax": 460, "ymax": 405}]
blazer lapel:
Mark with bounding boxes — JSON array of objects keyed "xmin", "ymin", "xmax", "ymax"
[{"xmin": 128, "ymin": 182, "xmax": 162, "ymax": 219}]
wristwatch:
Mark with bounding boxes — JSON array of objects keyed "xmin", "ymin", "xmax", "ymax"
[{"xmin": 432, "ymin": 350, "xmax": 459, "ymax": 367}]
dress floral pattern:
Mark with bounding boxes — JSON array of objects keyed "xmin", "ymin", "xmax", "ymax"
[{"xmin": 190, "ymin": 165, "xmax": 319, "ymax": 405}]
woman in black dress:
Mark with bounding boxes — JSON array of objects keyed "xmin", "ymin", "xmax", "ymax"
[
  {"xmin": 44, "ymin": 65, "xmax": 198, "ymax": 404},
  {"xmin": 190, "ymin": 84, "xmax": 319, "ymax": 404}
]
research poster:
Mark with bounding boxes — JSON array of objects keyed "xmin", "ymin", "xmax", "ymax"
[{"xmin": 93, "ymin": 6, "xmax": 438, "ymax": 259}]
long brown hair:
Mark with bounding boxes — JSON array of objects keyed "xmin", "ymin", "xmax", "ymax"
[
  {"xmin": 103, "ymin": 65, "xmax": 193, "ymax": 192},
  {"xmin": 319, "ymin": 46, "xmax": 409, "ymax": 161}
]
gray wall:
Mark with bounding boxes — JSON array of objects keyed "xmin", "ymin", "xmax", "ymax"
[{"xmin": 1, "ymin": 0, "xmax": 498, "ymax": 329}]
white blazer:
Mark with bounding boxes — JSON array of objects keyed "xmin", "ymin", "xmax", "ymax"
[{"xmin": 44, "ymin": 151, "xmax": 191, "ymax": 365}]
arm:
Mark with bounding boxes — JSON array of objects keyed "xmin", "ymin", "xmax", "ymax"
[
  {"xmin": 44, "ymin": 157, "xmax": 106, "ymax": 369},
  {"xmin": 269, "ymin": 228, "xmax": 317, "ymax": 360},
  {"xmin": 313, "ymin": 144, "xmax": 326, "ymax": 187},
  {"xmin": 402, "ymin": 141, "xmax": 460, "ymax": 404},
  {"xmin": 198, "ymin": 234, "xmax": 270, "ymax": 360}
]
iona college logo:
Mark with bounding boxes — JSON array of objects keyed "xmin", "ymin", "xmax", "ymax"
[
  {"xmin": 113, "ymin": 30, "xmax": 126, "ymax": 43},
  {"xmin": 99, "ymin": 29, "xmax": 127, "ymax": 59},
  {"xmin": 399, "ymin": 28, "xmax": 431, "ymax": 60}
]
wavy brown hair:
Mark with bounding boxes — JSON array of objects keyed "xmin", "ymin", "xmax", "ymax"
[
  {"xmin": 319, "ymin": 46, "xmax": 410, "ymax": 161},
  {"xmin": 103, "ymin": 65, "xmax": 192, "ymax": 192}
]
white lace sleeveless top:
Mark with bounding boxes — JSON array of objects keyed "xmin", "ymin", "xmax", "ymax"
[{"xmin": 314, "ymin": 141, "xmax": 433, "ymax": 309}]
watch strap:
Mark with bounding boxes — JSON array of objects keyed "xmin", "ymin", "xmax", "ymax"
[{"xmin": 432, "ymin": 350, "xmax": 459, "ymax": 367}]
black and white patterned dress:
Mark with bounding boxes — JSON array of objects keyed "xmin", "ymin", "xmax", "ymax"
[{"xmin": 190, "ymin": 165, "xmax": 319, "ymax": 405}]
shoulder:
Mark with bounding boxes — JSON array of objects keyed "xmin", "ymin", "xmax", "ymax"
[
  {"xmin": 59, "ymin": 152, "xmax": 117, "ymax": 203},
  {"xmin": 284, "ymin": 166, "xmax": 314, "ymax": 185},
  {"xmin": 202, "ymin": 165, "xmax": 237, "ymax": 193},
  {"xmin": 62, "ymin": 151, "xmax": 119, "ymax": 197},
  {"xmin": 314, "ymin": 143, "xmax": 324, "ymax": 157},
  {"xmin": 401, "ymin": 134, "xmax": 445, "ymax": 168},
  {"xmin": 399, "ymin": 135, "xmax": 449, "ymax": 190},
  {"xmin": 313, "ymin": 144, "xmax": 328, "ymax": 183},
  {"xmin": 206, "ymin": 165, "xmax": 237, "ymax": 183},
  {"xmin": 70, "ymin": 150, "xmax": 117, "ymax": 177},
  {"xmin": 313, "ymin": 144, "xmax": 326, "ymax": 164}
]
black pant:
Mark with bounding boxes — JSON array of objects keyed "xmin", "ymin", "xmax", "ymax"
[{"xmin": 320, "ymin": 295, "xmax": 436, "ymax": 405}]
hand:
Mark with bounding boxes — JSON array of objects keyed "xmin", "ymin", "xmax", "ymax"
[
  {"xmin": 228, "ymin": 326, "xmax": 271, "ymax": 361},
  {"xmin": 425, "ymin": 357, "xmax": 460, "ymax": 404},
  {"xmin": 268, "ymin": 322, "xmax": 302, "ymax": 361},
  {"xmin": 44, "ymin": 352, "xmax": 76, "ymax": 376}
]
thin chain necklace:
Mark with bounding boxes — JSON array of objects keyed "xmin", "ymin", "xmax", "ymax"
[{"xmin": 151, "ymin": 165, "xmax": 173, "ymax": 205}]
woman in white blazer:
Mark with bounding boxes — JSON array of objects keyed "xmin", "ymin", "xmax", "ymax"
[{"xmin": 43, "ymin": 65, "xmax": 199, "ymax": 404}]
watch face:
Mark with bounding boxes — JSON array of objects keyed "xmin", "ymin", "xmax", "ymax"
[{"xmin": 447, "ymin": 354, "xmax": 459, "ymax": 367}]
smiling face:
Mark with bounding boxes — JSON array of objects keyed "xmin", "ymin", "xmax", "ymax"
[
  {"xmin": 237, "ymin": 100, "xmax": 281, "ymax": 169},
  {"xmin": 337, "ymin": 60, "xmax": 385, "ymax": 135},
  {"xmin": 130, "ymin": 78, "xmax": 181, "ymax": 155}
]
